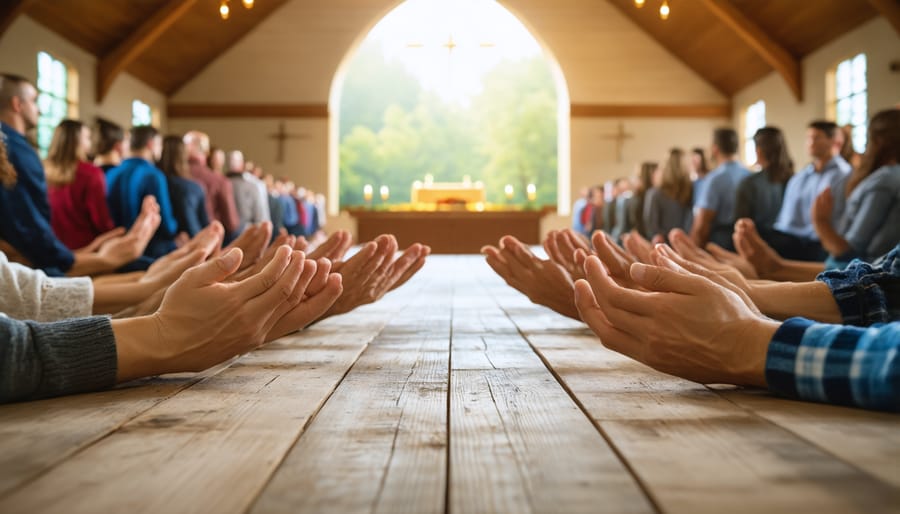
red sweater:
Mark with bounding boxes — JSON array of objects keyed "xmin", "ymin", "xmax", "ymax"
[{"xmin": 48, "ymin": 161, "xmax": 116, "ymax": 250}]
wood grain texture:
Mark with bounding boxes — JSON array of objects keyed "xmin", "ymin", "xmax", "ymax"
[{"xmin": 0, "ymin": 327, "xmax": 378, "ymax": 514}]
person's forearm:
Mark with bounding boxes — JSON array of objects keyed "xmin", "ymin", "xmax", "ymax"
[
  {"xmin": 111, "ymin": 316, "xmax": 167, "ymax": 383},
  {"xmin": 690, "ymin": 218, "xmax": 711, "ymax": 247},
  {"xmin": 748, "ymin": 280, "xmax": 842, "ymax": 323},
  {"xmin": 67, "ymin": 253, "xmax": 117, "ymax": 277},
  {"xmin": 764, "ymin": 259, "xmax": 825, "ymax": 282},
  {"xmin": 93, "ymin": 280, "xmax": 158, "ymax": 315},
  {"xmin": 814, "ymin": 221, "xmax": 851, "ymax": 257},
  {"xmin": 92, "ymin": 271, "xmax": 145, "ymax": 285}
]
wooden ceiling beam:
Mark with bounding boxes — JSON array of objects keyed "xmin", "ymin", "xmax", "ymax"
[
  {"xmin": 868, "ymin": 0, "xmax": 900, "ymax": 36},
  {"xmin": 699, "ymin": 0, "xmax": 802, "ymax": 101},
  {"xmin": 96, "ymin": 0, "xmax": 197, "ymax": 103},
  {"xmin": 0, "ymin": 0, "xmax": 36, "ymax": 39}
]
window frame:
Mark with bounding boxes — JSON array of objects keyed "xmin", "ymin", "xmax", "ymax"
[
  {"xmin": 826, "ymin": 52, "xmax": 867, "ymax": 154},
  {"xmin": 742, "ymin": 99, "xmax": 766, "ymax": 167},
  {"xmin": 35, "ymin": 50, "xmax": 79, "ymax": 158}
]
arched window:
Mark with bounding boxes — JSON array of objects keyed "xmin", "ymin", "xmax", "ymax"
[{"xmin": 36, "ymin": 51, "xmax": 78, "ymax": 157}]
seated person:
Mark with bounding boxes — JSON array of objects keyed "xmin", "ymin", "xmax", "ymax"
[
  {"xmin": 734, "ymin": 127, "xmax": 793, "ymax": 238},
  {"xmin": 159, "ymin": 135, "xmax": 209, "ymax": 238},
  {"xmin": 45, "ymin": 119, "xmax": 116, "ymax": 250},
  {"xmin": 768, "ymin": 121, "xmax": 851, "ymax": 261},
  {"xmin": 812, "ymin": 108, "xmax": 900, "ymax": 268},
  {"xmin": 691, "ymin": 128, "xmax": 749, "ymax": 250},
  {"xmin": 107, "ymin": 125, "xmax": 180, "ymax": 258},
  {"xmin": 0, "ymin": 73, "xmax": 154, "ymax": 276},
  {"xmin": 93, "ymin": 118, "xmax": 129, "ymax": 173},
  {"xmin": 644, "ymin": 148, "xmax": 693, "ymax": 242}
]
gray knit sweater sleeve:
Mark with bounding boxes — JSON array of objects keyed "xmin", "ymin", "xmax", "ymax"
[{"xmin": 0, "ymin": 315, "xmax": 118, "ymax": 403}]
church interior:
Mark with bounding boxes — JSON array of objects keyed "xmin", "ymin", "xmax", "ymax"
[{"xmin": 0, "ymin": 1, "xmax": 899, "ymax": 512}]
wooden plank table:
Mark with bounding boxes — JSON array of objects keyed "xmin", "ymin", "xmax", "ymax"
[{"xmin": 1, "ymin": 256, "xmax": 898, "ymax": 513}]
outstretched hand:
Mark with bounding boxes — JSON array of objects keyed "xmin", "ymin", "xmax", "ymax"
[
  {"xmin": 483, "ymin": 235, "xmax": 580, "ymax": 320},
  {"xmin": 573, "ymin": 253, "xmax": 778, "ymax": 387}
]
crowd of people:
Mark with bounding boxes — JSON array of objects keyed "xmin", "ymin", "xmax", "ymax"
[
  {"xmin": 0, "ymin": 72, "xmax": 430, "ymax": 402},
  {"xmin": 489, "ymin": 107, "xmax": 899, "ymax": 412},
  {"xmin": 1, "ymin": 69, "xmax": 897, "ymax": 413},
  {"xmin": 573, "ymin": 118, "xmax": 897, "ymax": 271}
]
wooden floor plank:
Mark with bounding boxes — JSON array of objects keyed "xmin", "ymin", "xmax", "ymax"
[
  {"xmin": 516, "ymin": 331, "xmax": 900, "ymax": 513},
  {"xmin": 0, "ymin": 375, "xmax": 202, "ymax": 497},
  {"xmin": 0, "ymin": 325, "xmax": 378, "ymax": 514},
  {"xmin": 249, "ymin": 334, "xmax": 449, "ymax": 514},
  {"xmin": 715, "ymin": 388, "xmax": 900, "ymax": 488}
]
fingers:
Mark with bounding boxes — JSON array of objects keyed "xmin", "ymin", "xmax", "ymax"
[
  {"xmin": 182, "ymin": 248, "xmax": 243, "ymax": 286},
  {"xmin": 305, "ymin": 258, "xmax": 333, "ymax": 296},
  {"xmin": 705, "ymin": 242, "xmax": 736, "ymax": 262},
  {"xmin": 629, "ymin": 261, "xmax": 708, "ymax": 295},
  {"xmin": 385, "ymin": 244, "xmax": 428, "ymax": 293},
  {"xmin": 500, "ymin": 236, "xmax": 539, "ymax": 270},
  {"xmin": 390, "ymin": 247, "xmax": 428, "ymax": 292},
  {"xmin": 574, "ymin": 278, "xmax": 645, "ymax": 358},
  {"xmin": 623, "ymin": 231, "xmax": 652, "ymax": 263},
  {"xmin": 592, "ymin": 232, "xmax": 632, "ymax": 280},
  {"xmin": 584, "ymin": 256, "xmax": 652, "ymax": 318},
  {"xmin": 294, "ymin": 236, "xmax": 309, "ymax": 252},
  {"xmin": 260, "ymin": 255, "xmax": 318, "ymax": 332},
  {"xmin": 235, "ymin": 245, "xmax": 292, "ymax": 300}
]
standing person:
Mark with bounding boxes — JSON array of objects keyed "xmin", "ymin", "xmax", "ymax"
[
  {"xmin": 691, "ymin": 128, "xmax": 750, "ymax": 250},
  {"xmin": 93, "ymin": 118, "xmax": 128, "ymax": 173},
  {"xmin": 106, "ymin": 125, "xmax": 179, "ymax": 258},
  {"xmin": 45, "ymin": 119, "xmax": 116, "ymax": 250},
  {"xmin": 184, "ymin": 131, "xmax": 240, "ymax": 240},
  {"xmin": 158, "ymin": 136, "xmax": 209, "ymax": 237},
  {"xmin": 643, "ymin": 148, "xmax": 693, "ymax": 242},
  {"xmin": 734, "ymin": 127, "xmax": 793, "ymax": 238},
  {"xmin": 769, "ymin": 121, "xmax": 852, "ymax": 261}
]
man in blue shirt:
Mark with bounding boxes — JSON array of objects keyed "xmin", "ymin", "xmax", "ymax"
[
  {"xmin": 0, "ymin": 73, "xmax": 150, "ymax": 276},
  {"xmin": 691, "ymin": 128, "xmax": 749, "ymax": 250},
  {"xmin": 107, "ymin": 125, "xmax": 179, "ymax": 258},
  {"xmin": 769, "ymin": 121, "xmax": 850, "ymax": 261}
]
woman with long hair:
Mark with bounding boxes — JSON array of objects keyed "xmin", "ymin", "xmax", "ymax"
[
  {"xmin": 814, "ymin": 108, "xmax": 900, "ymax": 266},
  {"xmin": 158, "ymin": 135, "xmax": 209, "ymax": 237},
  {"xmin": 626, "ymin": 161, "xmax": 657, "ymax": 238},
  {"xmin": 643, "ymin": 148, "xmax": 693, "ymax": 241},
  {"xmin": 735, "ymin": 126, "xmax": 794, "ymax": 236},
  {"xmin": 45, "ymin": 119, "xmax": 116, "ymax": 250}
]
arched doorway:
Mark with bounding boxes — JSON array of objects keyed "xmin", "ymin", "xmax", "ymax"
[{"xmin": 327, "ymin": 0, "xmax": 570, "ymax": 216}]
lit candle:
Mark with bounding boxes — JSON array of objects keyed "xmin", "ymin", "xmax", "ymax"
[
  {"xmin": 363, "ymin": 184, "xmax": 373, "ymax": 202},
  {"xmin": 380, "ymin": 185, "xmax": 390, "ymax": 201},
  {"xmin": 504, "ymin": 184, "xmax": 514, "ymax": 200},
  {"xmin": 526, "ymin": 183, "xmax": 537, "ymax": 201}
]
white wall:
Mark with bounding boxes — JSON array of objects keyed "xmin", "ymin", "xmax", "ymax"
[
  {"xmin": 169, "ymin": 0, "xmax": 730, "ymax": 238},
  {"xmin": 0, "ymin": 15, "xmax": 167, "ymax": 131},
  {"xmin": 733, "ymin": 17, "xmax": 900, "ymax": 166}
]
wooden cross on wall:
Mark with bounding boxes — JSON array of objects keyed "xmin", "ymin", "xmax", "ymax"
[
  {"xmin": 268, "ymin": 121, "xmax": 309, "ymax": 163},
  {"xmin": 602, "ymin": 122, "xmax": 634, "ymax": 163}
]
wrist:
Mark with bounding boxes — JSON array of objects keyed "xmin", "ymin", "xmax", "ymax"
[
  {"xmin": 111, "ymin": 315, "xmax": 167, "ymax": 383},
  {"xmin": 730, "ymin": 318, "xmax": 780, "ymax": 387}
]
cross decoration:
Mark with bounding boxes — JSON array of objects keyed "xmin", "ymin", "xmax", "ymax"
[
  {"xmin": 268, "ymin": 121, "xmax": 308, "ymax": 163},
  {"xmin": 601, "ymin": 121, "xmax": 634, "ymax": 163}
]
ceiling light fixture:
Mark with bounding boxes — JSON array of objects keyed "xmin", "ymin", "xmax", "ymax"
[
  {"xmin": 242, "ymin": 0, "xmax": 254, "ymax": 9},
  {"xmin": 659, "ymin": 0, "xmax": 670, "ymax": 20},
  {"xmin": 219, "ymin": 0, "xmax": 230, "ymax": 20},
  {"xmin": 634, "ymin": 0, "xmax": 645, "ymax": 7}
]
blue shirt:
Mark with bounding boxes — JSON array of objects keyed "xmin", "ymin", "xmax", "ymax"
[
  {"xmin": 0, "ymin": 123, "xmax": 74, "ymax": 275},
  {"xmin": 106, "ymin": 157, "xmax": 178, "ymax": 257},
  {"xmin": 773, "ymin": 156, "xmax": 851, "ymax": 240},
  {"xmin": 831, "ymin": 164, "xmax": 900, "ymax": 264},
  {"xmin": 692, "ymin": 176, "xmax": 709, "ymax": 209},
  {"xmin": 766, "ymin": 244, "xmax": 900, "ymax": 411},
  {"xmin": 167, "ymin": 176, "xmax": 209, "ymax": 237},
  {"xmin": 571, "ymin": 198, "xmax": 588, "ymax": 235},
  {"xmin": 695, "ymin": 160, "xmax": 750, "ymax": 248},
  {"xmin": 279, "ymin": 194, "xmax": 299, "ymax": 228}
]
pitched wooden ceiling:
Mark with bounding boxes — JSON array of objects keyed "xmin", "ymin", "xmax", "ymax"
[{"xmin": 8, "ymin": 0, "xmax": 890, "ymax": 101}]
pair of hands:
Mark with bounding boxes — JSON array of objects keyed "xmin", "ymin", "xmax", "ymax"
[
  {"xmin": 114, "ymin": 243, "xmax": 344, "ymax": 382},
  {"xmin": 77, "ymin": 196, "xmax": 162, "ymax": 272},
  {"xmin": 484, "ymin": 228, "xmax": 778, "ymax": 386}
]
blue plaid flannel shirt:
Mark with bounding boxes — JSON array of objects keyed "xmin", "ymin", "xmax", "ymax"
[{"xmin": 765, "ymin": 244, "xmax": 900, "ymax": 411}]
